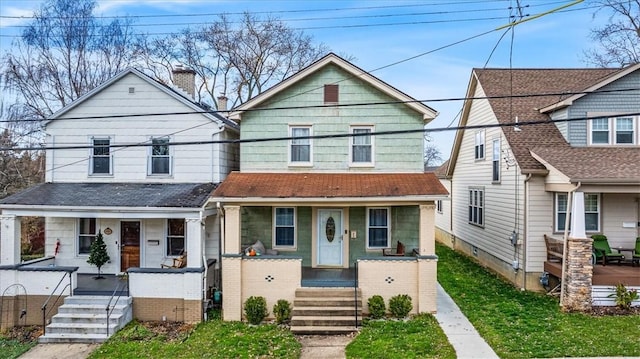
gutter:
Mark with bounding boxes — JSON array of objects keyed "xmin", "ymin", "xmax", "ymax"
[{"xmin": 522, "ymin": 173, "xmax": 532, "ymax": 290}]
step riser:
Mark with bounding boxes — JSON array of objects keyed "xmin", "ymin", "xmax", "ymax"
[
  {"xmin": 58, "ymin": 307, "xmax": 126, "ymax": 314},
  {"xmin": 64, "ymin": 297, "xmax": 132, "ymax": 306},
  {"xmin": 295, "ymin": 290, "xmax": 361, "ymax": 298},
  {"xmin": 291, "ymin": 319, "xmax": 359, "ymax": 326},
  {"xmin": 52, "ymin": 316, "xmax": 121, "ymax": 324},
  {"xmin": 290, "ymin": 327, "xmax": 359, "ymax": 335},
  {"xmin": 39, "ymin": 336, "xmax": 108, "ymax": 344},
  {"xmin": 294, "ymin": 301, "xmax": 361, "ymax": 308},
  {"xmin": 292, "ymin": 309, "xmax": 358, "ymax": 316},
  {"xmin": 46, "ymin": 327, "xmax": 115, "ymax": 335}
]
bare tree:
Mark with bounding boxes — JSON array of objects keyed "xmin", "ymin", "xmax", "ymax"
[
  {"xmin": 2, "ymin": 0, "xmax": 140, "ymax": 122},
  {"xmin": 423, "ymin": 133, "xmax": 443, "ymax": 169},
  {"xmin": 140, "ymin": 12, "xmax": 328, "ymax": 109},
  {"xmin": 584, "ymin": 0, "xmax": 640, "ymax": 67}
]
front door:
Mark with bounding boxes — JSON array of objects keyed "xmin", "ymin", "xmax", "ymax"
[
  {"xmin": 120, "ymin": 221, "xmax": 140, "ymax": 272},
  {"xmin": 317, "ymin": 209, "xmax": 343, "ymax": 266}
]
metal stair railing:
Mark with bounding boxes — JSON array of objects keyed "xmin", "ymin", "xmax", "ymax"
[
  {"xmin": 105, "ymin": 274, "xmax": 129, "ymax": 338},
  {"xmin": 41, "ymin": 272, "xmax": 71, "ymax": 335},
  {"xmin": 354, "ymin": 261, "xmax": 359, "ymax": 328}
]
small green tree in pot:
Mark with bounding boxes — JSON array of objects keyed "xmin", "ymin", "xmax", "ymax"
[{"xmin": 87, "ymin": 230, "xmax": 110, "ymax": 279}]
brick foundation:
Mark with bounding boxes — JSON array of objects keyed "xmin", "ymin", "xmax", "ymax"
[{"xmin": 132, "ymin": 297, "xmax": 202, "ymax": 323}]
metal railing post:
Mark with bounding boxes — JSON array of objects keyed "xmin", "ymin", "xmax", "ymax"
[{"xmin": 354, "ymin": 261, "xmax": 359, "ymax": 328}]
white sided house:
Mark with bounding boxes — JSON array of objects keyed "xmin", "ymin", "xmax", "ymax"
[
  {"xmin": 436, "ymin": 66, "xmax": 640, "ymax": 309},
  {"xmin": 0, "ymin": 67, "xmax": 239, "ymax": 338}
]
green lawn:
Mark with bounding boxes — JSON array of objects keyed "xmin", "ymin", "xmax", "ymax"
[
  {"xmin": 346, "ymin": 314, "xmax": 456, "ymax": 359},
  {"xmin": 0, "ymin": 338, "xmax": 36, "ymax": 359},
  {"xmin": 436, "ymin": 243, "xmax": 640, "ymax": 358}
]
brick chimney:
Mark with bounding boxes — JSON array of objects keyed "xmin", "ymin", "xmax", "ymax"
[
  {"xmin": 217, "ymin": 95, "xmax": 228, "ymax": 112},
  {"xmin": 172, "ymin": 64, "xmax": 196, "ymax": 99}
]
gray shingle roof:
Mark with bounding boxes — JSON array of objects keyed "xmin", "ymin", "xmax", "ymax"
[{"xmin": 0, "ymin": 183, "xmax": 217, "ymax": 208}]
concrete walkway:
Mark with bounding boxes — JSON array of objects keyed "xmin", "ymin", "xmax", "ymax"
[
  {"xmin": 434, "ymin": 283, "xmax": 499, "ymax": 358},
  {"xmin": 19, "ymin": 343, "xmax": 98, "ymax": 359}
]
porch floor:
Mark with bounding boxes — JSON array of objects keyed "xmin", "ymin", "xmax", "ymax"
[
  {"xmin": 301, "ymin": 267, "xmax": 356, "ymax": 287},
  {"xmin": 74, "ymin": 274, "xmax": 129, "ymax": 296},
  {"xmin": 544, "ymin": 261, "xmax": 640, "ymax": 286}
]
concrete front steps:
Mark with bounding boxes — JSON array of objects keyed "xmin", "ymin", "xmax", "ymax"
[
  {"xmin": 39, "ymin": 295, "xmax": 133, "ymax": 343},
  {"xmin": 290, "ymin": 288, "xmax": 362, "ymax": 335}
]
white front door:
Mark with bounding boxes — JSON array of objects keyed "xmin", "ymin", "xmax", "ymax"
[{"xmin": 317, "ymin": 209, "xmax": 343, "ymax": 266}]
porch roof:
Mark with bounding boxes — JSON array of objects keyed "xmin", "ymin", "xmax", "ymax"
[
  {"xmin": 0, "ymin": 182, "xmax": 218, "ymax": 208},
  {"xmin": 211, "ymin": 172, "xmax": 448, "ymax": 200}
]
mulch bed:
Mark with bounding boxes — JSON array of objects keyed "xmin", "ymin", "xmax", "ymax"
[
  {"xmin": 138, "ymin": 321, "xmax": 194, "ymax": 341},
  {"xmin": 590, "ymin": 306, "xmax": 640, "ymax": 316},
  {"xmin": 3, "ymin": 326, "xmax": 43, "ymax": 343}
]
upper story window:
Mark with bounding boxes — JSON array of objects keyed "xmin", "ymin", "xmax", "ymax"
[
  {"xmin": 468, "ymin": 187, "xmax": 484, "ymax": 227},
  {"xmin": 167, "ymin": 219, "xmax": 185, "ymax": 256},
  {"xmin": 367, "ymin": 207, "xmax": 390, "ymax": 248},
  {"xmin": 324, "ymin": 84, "xmax": 338, "ymax": 104},
  {"xmin": 149, "ymin": 137, "xmax": 171, "ymax": 175},
  {"xmin": 436, "ymin": 200, "xmax": 443, "ymax": 214},
  {"xmin": 350, "ymin": 126, "xmax": 374, "ymax": 166},
  {"xmin": 78, "ymin": 218, "xmax": 97, "ymax": 255},
  {"xmin": 274, "ymin": 207, "xmax": 296, "ymax": 248},
  {"xmin": 492, "ymin": 139, "xmax": 500, "ymax": 182},
  {"xmin": 555, "ymin": 193, "xmax": 600, "ymax": 232},
  {"xmin": 589, "ymin": 116, "xmax": 637, "ymax": 145},
  {"xmin": 90, "ymin": 138, "xmax": 112, "ymax": 175},
  {"xmin": 289, "ymin": 126, "xmax": 312, "ymax": 166},
  {"xmin": 474, "ymin": 130, "xmax": 485, "ymax": 160}
]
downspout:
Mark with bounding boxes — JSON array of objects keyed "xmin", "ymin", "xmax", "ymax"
[
  {"xmin": 559, "ymin": 181, "xmax": 581, "ymax": 307},
  {"xmin": 522, "ymin": 173, "xmax": 532, "ymax": 290},
  {"xmin": 217, "ymin": 202, "xmax": 225, "ymax": 296},
  {"xmin": 211, "ymin": 125, "xmax": 225, "ymax": 183}
]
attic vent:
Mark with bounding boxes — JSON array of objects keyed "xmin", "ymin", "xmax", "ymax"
[
  {"xmin": 324, "ymin": 84, "xmax": 338, "ymax": 104},
  {"xmin": 128, "ymin": 87, "xmax": 135, "ymax": 94}
]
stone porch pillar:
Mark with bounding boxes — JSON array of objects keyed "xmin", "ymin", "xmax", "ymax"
[
  {"xmin": 221, "ymin": 205, "xmax": 242, "ymax": 321},
  {"xmin": 562, "ymin": 237, "xmax": 593, "ymax": 311},
  {"xmin": 186, "ymin": 217, "xmax": 203, "ymax": 268},
  {"xmin": 418, "ymin": 204, "xmax": 436, "ymax": 255},
  {"xmin": 1, "ymin": 215, "xmax": 21, "ymax": 265}
]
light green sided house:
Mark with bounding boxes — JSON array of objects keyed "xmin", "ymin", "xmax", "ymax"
[{"xmin": 211, "ymin": 53, "xmax": 448, "ymax": 330}]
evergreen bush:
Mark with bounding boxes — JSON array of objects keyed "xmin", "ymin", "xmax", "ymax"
[
  {"xmin": 367, "ymin": 295, "xmax": 386, "ymax": 319},
  {"xmin": 273, "ymin": 299, "xmax": 292, "ymax": 324},
  {"xmin": 389, "ymin": 294, "xmax": 413, "ymax": 319},
  {"xmin": 244, "ymin": 296, "xmax": 268, "ymax": 325}
]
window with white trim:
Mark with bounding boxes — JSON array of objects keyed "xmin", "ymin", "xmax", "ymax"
[
  {"xmin": 474, "ymin": 130, "xmax": 485, "ymax": 159},
  {"xmin": 350, "ymin": 126, "xmax": 374, "ymax": 165},
  {"xmin": 468, "ymin": 188, "xmax": 484, "ymax": 226},
  {"xmin": 78, "ymin": 218, "xmax": 97, "ymax": 255},
  {"xmin": 167, "ymin": 219, "xmax": 185, "ymax": 256},
  {"xmin": 367, "ymin": 207, "xmax": 390, "ymax": 248},
  {"xmin": 589, "ymin": 116, "xmax": 637, "ymax": 145},
  {"xmin": 289, "ymin": 126, "xmax": 312, "ymax": 165},
  {"xmin": 150, "ymin": 137, "xmax": 171, "ymax": 175},
  {"xmin": 274, "ymin": 207, "xmax": 295, "ymax": 247},
  {"xmin": 555, "ymin": 193, "xmax": 600, "ymax": 232},
  {"xmin": 615, "ymin": 117, "xmax": 634, "ymax": 144},
  {"xmin": 436, "ymin": 200, "xmax": 443, "ymax": 214},
  {"xmin": 91, "ymin": 138, "xmax": 111, "ymax": 175},
  {"xmin": 492, "ymin": 139, "xmax": 500, "ymax": 182}
]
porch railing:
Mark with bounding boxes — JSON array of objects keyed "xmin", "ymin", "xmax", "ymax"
[
  {"xmin": 105, "ymin": 274, "xmax": 129, "ymax": 338},
  {"xmin": 354, "ymin": 260, "xmax": 359, "ymax": 328},
  {"xmin": 41, "ymin": 272, "xmax": 72, "ymax": 335}
]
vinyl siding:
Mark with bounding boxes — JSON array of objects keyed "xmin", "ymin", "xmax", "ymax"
[
  {"xmin": 45, "ymin": 73, "xmax": 238, "ymax": 183},
  {"xmin": 524, "ymin": 176, "xmax": 555, "ymax": 272},
  {"xmin": 599, "ymin": 193, "xmax": 638, "ymax": 248},
  {"xmin": 435, "ymin": 179, "xmax": 452, "ymax": 232},
  {"xmin": 240, "ymin": 64, "xmax": 425, "ymax": 173}
]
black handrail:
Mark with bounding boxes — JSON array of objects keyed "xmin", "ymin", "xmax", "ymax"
[
  {"xmin": 354, "ymin": 260, "xmax": 359, "ymax": 328},
  {"xmin": 105, "ymin": 275, "xmax": 129, "ymax": 338},
  {"xmin": 41, "ymin": 272, "xmax": 71, "ymax": 335}
]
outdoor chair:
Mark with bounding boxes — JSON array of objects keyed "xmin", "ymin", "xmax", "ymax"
[
  {"xmin": 161, "ymin": 251, "xmax": 187, "ymax": 268},
  {"xmin": 633, "ymin": 237, "xmax": 640, "ymax": 267},
  {"xmin": 591, "ymin": 235, "xmax": 624, "ymax": 266},
  {"xmin": 383, "ymin": 241, "xmax": 405, "ymax": 256},
  {"xmin": 544, "ymin": 235, "xmax": 564, "ymax": 263}
]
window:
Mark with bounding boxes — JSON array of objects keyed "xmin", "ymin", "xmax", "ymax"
[
  {"xmin": 591, "ymin": 118, "xmax": 610, "ymax": 144},
  {"xmin": 468, "ymin": 188, "xmax": 484, "ymax": 226},
  {"xmin": 91, "ymin": 138, "xmax": 111, "ymax": 174},
  {"xmin": 615, "ymin": 117, "xmax": 634, "ymax": 144},
  {"xmin": 150, "ymin": 137, "xmax": 171, "ymax": 175},
  {"xmin": 350, "ymin": 126, "xmax": 373, "ymax": 165},
  {"xmin": 274, "ymin": 207, "xmax": 295, "ymax": 247},
  {"xmin": 78, "ymin": 218, "xmax": 97, "ymax": 255},
  {"xmin": 474, "ymin": 131, "xmax": 485, "ymax": 159},
  {"xmin": 555, "ymin": 193, "xmax": 600, "ymax": 232},
  {"xmin": 324, "ymin": 84, "xmax": 339, "ymax": 103},
  {"xmin": 289, "ymin": 126, "xmax": 312, "ymax": 165},
  {"xmin": 589, "ymin": 117, "xmax": 637, "ymax": 145},
  {"xmin": 367, "ymin": 208, "xmax": 390, "ymax": 248},
  {"xmin": 167, "ymin": 219, "xmax": 185, "ymax": 256},
  {"xmin": 436, "ymin": 200, "xmax": 443, "ymax": 214},
  {"xmin": 492, "ymin": 139, "xmax": 500, "ymax": 182}
]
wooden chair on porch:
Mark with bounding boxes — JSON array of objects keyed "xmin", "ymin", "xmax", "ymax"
[
  {"xmin": 633, "ymin": 237, "xmax": 640, "ymax": 267},
  {"xmin": 383, "ymin": 241, "xmax": 405, "ymax": 256},
  {"xmin": 161, "ymin": 251, "xmax": 187, "ymax": 268},
  {"xmin": 591, "ymin": 234, "xmax": 623, "ymax": 266}
]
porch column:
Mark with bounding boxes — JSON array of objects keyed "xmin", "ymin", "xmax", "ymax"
[
  {"xmin": 222, "ymin": 205, "xmax": 242, "ymax": 321},
  {"xmin": 186, "ymin": 217, "xmax": 203, "ymax": 268},
  {"xmin": 562, "ymin": 192, "xmax": 593, "ymax": 312},
  {"xmin": 0, "ymin": 215, "xmax": 21, "ymax": 265},
  {"xmin": 418, "ymin": 204, "xmax": 436, "ymax": 255}
]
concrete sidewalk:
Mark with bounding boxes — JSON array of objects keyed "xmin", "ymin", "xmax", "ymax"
[{"xmin": 434, "ymin": 283, "xmax": 499, "ymax": 358}]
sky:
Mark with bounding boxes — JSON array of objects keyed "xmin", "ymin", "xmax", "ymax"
[{"xmin": 0, "ymin": 0, "xmax": 610, "ymax": 160}]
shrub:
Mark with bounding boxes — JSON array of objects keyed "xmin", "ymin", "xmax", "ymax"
[
  {"xmin": 273, "ymin": 299, "xmax": 292, "ymax": 324},
  {"xmin": 244, "ymin": 296, "xmax": 268, "ymax": 325},
  {"xmin": 367, "ymin": 295, "xmax": 386, "ymax": 319},
  {"xmin": 388, "ymin": 294, "xmax": 413, "ymax": 319},
  {"xmin": 609, "ymin": 283, "xmax": 639, "ymax": 310}
]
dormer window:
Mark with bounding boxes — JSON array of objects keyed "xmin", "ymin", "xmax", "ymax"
[
  {"xmin": 589, "ymin": 116, "xmax": 636, "ymax": 145},
  {"xmin": 324, "ymin": 84, "xmax": 338, "ymax": 104}
]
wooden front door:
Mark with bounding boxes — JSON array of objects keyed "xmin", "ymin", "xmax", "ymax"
[{"xmin": 120, "ymin": 221, "xmax": 140, "ymax": 272}]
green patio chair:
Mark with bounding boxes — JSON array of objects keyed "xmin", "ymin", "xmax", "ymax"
[
  {"xmin": 591, "ymin": 234, "xmax": 624, "ymax": 266},
  {"xmin": 633, "ymin": 237, "xmax": 640, "ymax": 267}
]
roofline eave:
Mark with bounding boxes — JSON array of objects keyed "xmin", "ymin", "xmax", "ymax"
[{"xmin": 211, "ymin": 195, "xmax": 449, "ymax": 204}]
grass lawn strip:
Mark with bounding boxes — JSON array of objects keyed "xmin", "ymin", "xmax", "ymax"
[
  {"xmin": 0, "ymin": 338, "xmax": 36, "ymax": 359},
  {"xmin": 436, "ymin": 243, "xmax": 640, "ymax": 358}
]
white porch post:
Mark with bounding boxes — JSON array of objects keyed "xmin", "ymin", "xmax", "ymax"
[
  {"xmin": 418, "ymin": 204, "xmax": 436, "ymax": 255},
  {"xmin": 186, "ymin": 217, "xmax": 203, "ymax": 268},
  {"xmin": 1, "ymin": 215, "xmax": 21, "ymax": 265},
  {"xmin": 222, "ymin": 205, "xmax": 242, "ymax": 321}
]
